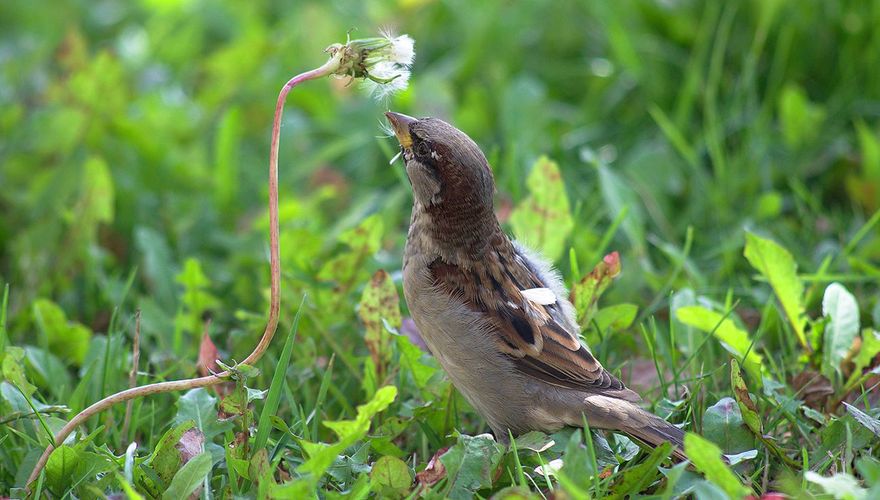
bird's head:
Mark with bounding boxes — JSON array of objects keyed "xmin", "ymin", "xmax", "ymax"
[{"xmin": 385, "ymin": 111, "xmax": 500, "ymax": 257}]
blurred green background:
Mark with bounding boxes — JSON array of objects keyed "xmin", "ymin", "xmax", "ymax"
[{"xmin": 1, "ymin": 0, "xmax": 879, "ymax": 493}]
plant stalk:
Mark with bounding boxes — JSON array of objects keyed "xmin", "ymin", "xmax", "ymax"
[{"xmin": 25, "ymin": 52, "xmax": 344, "ymax": 490}]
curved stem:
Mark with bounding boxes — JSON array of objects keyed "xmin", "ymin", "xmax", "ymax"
[{"xmin": 26, "ymin": 53, "xmax": 344, "ymax": 490}]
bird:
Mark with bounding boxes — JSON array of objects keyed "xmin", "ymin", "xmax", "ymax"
[{"xmin": 384, "ymin": 111, "xmax": 687, "ymax": 460}]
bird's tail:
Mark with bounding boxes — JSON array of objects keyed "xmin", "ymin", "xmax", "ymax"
[
  {"xmin": 583, "ymin": 395, "xmax": 687, "ymax": 461},
  {"xmin": 620, "ymin": 406, "xmax": 687, "ymax": 461}
]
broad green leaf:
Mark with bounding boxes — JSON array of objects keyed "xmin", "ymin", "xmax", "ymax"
[
  {"xmin": 778, "ymin": 84, "xmax": 826, "ymax": 148},
  {"xmin": 855, "ymin": 120, "xmax": 880, "ymax": 180},
  {"xmin": 1, "ymin": 346, "xmax": 36, "ymax": 397},
  {"xmin": 811, "ymin": 416, "xmax": 876, "ymax": 466},
  {"xmin": 439, "ymin": 433, "xmax": 505, "ymax": 499},
  {"xmin": 358, "ymin": 270, "xmax": 401, "ymax": 371},
  {"xmin": 822, "ymin": 283, "xmax": 860, "ymax": 377},
  {"xmin": 509, "ymin": 156, "xmax": 574, "ymax": 261},
  {"xmin": 843, "ymin": 403, "xmax": 880, "ymax": 438},
  {"xmin": 755, "ymin": 191, "xmax": 783, "ymax": 220},
  {"xmin": 175, "ymin": 388, "xmax": 232, "ymax": 441},
  {"xmin": 853, "ymin": 329, "xmax": 880, "ymax": 374},
  {"xmin": 161, "ymin": 452, "xmax": 212, "ymax": 500},
  {"xmin": 609, "ymin": 442, "xmax": 672, "ymax": 499},
  {"xmin": 856, "ymin": 456, "xmax": 880, "ymax": 486},
  {"xmin": 849, "ymin": 122, "xmax": 880, "ymax": 209},
  {"xmin": 370, "ymin": 455, "xmax": 412, "ymax": 498},
  {"xmin": 724, "ymin": 449, "xmax": 758, "ymax": 466},
  {"xmin": 1, "ymin": 284, "xmax": 8, "ymax": 353},
  {"xmin": 729, "ymin": 359, "xmax": 762, "ymax": 437},
  {"xmin": 24, "ymin": 346, "xmax": 72, "ymax": 398},
  {"xmin": 513, "ymin": 431, "xmax": 555, "ymax": 453},
  {"xmin": 45, "ymin": 445, "xmax": 115, "ymax": 496},
  {"xmin": 46, "ymin": 445, "xmax": 79, "ymax": 495},
  {"xmin": 175, "ymin": 258, "xmax": 219, "ymax": 336},
  {"xmin": 804, "ymin": 471, "xmax": 867, "ymax": 500},
  {"xmin": 32, "ymin": 299, "xmax": 92, "ymax": 366},
  {"xmin": 597, "ymin": 164, "xmax": 646, "ymax": 257},
  {"xmin": 116, "ymin": 472, "xmax": 145, "ymax": 500},
  {"xmin": 298, "ymin": 385, "xmax": 397, "ymax": 477},
  {"xmin": 144, "ymin": 420, "xmax": 196, "ymax": 491},
  {"xmin": 270, "ymin": 477, "xmax": 321, "ymax": 498},
  {"xmin": 702, "ymin": 397, "xmax": 753, "ymax": 454},
  {"xmin": 558, "ymin": 429, "xmax": 603, "ymax": 493},
  {"xmin": 487, "ymin": 486, "xmax": 535, "ymax": 499},
  {"xmin": 249, "ymin": 448, "xmax": 274, "ymax": 498},
  {"xmin": 744, "ymin": 232, "xmax": 807, "ymax": 349},
  {"xmin": 370, "ymin": 416, "xmax": 410, "ymax": 458},
  {"xmin": 318, "ymin": 214, "xmax": 384, "ymax": 285},
  {"xmin": 79, "ymin": 156, "xmax": 115, "ymax": 225},
  {"xmin": 670, "ymin": 288, "xmax": 701, "ymax": 355},
  {"xmin": 0, "ymin": 381, "xmax": 37, "ymax": 413},
  {"xmin": 675, "ymin": 305, "xmax": 763, "ymax": 382},
  {"xmin": 395, "ymin": 334, "xmax": 435, "ymax": 390},
  {"xmin": 684, "ymin": 433, "xmax": 751, "ymax": 499},
  {"xmin": 593, "ymin": 303, "xmax": 638, "ymax": 331},
  {"xmin": 65, "ymin": 156, "xmax": 115, "ymax": 252},
  {"xmin": 135, "ymin": 227, "xmax": 177, "ymax": 311},
  {"xmin": 571, "ymin": 252, "xmax": 622, "ymax": 328},
  {"xmin": 214, "ymin": 106, "xmax": 241, "ymax": 212}
]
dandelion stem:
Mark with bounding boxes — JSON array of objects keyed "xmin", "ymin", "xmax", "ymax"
[{"xmin": 25, "ymin": 51, "xmax": 345, "ymax": 491}]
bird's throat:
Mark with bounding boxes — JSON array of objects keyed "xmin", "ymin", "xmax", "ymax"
[{"xmin": 408, "ymin": 201, "xmax": 502, "ymax": 265}]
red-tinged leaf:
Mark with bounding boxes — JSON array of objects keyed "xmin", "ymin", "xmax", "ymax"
[
  {"xmin": 197, "ymin": 328, "xmax": 219, "ymax": 377},
  {"xmin": 508, "ymin": 156, "xmax": 574, "ymax": 261},
  {"xmin": 730, "ymin": 358, "xmax": 763, "ymax": 436},
  {"xmin": 415, "ymin": 447, "xmax": 449, "ymax": 488},
  {"xmin": 570, "ymin": 251, "xmax": 622, "ymax": 328},
  {"xmin": 358, "ymin": 270, "xmax": 401, "ymax": 377},
  {"xmin": 175, "ymin": 428, "xmax": 205, "ymax": 464}
]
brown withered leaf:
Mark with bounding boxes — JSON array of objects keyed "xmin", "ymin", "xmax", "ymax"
[
  {"xmin": 415, "ymin": 447, "xmax": 449, "ymax": 488},
  {"xmin": 358, "ymin": 270, "xmax": 402, "ymax": 375},
  {"xmin": 620, "ymin": 358, "xmax": 676, "ymax": 397},
  {"xmin": 175, "ymin": 428, "xmax": 205, "ymax": 464},
  {"xmin": 791, "ymin": 370, "xmax": 834, "ymax": 410},
  {"xmin": 197, "ymin": 328, "xmax": 219, "ymax": 377},
  {"xmin": 570, "ymin": 251, "xmax": 622, "ymax": 328},
  {"xmin": 196, "ymin": 322, "xmax": 233, "ymax": 395}
]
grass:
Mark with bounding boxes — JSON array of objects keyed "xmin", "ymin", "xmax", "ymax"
[{"xmin": 1, "ymin": 0, "xmax": 879, "ymax": 498}]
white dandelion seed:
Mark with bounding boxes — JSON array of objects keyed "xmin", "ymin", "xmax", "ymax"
[
  {"xmin": 361, "ymin": 61, "xmax": 410, "ymax": 99},
  {"xmin": 388, "ymin": 34, "xmax": 415, "ymax": 65},
  {"xmin": 326, "ymin": 30, "xmax": 416, "ymax": 100}
]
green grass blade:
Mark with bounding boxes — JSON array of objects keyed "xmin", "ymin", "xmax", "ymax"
[{"xmin": 253, "ymin": 295, "xmax": 305, "ymax": 452}]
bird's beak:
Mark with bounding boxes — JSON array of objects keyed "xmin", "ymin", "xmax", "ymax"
[{"xmin": 385, "ymin": 111, "xmax": 417, "ymax": 149}]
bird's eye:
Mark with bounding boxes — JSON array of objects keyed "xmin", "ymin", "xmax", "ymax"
[{"xmin": 415, "ymin": 141, "xmax": 431, "ymax": 157}]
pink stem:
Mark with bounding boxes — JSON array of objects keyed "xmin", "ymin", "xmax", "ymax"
[{"xmin": 25, "ymin": 56, "xmax": 342, "ymax": 490}]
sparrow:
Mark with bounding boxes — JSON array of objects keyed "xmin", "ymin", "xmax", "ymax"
[{"xmin": 385, "ymin": 111, "xmax": 687, "ymax": 460}]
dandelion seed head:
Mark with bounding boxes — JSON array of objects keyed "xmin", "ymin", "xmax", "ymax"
[
  {"xmin": 377, "ymin": 119, "xmax": 397, "ymax": 138},
  {"xmin": 329, "ymin": 29, "xmax": 415, "ymax": 100},
  {"xmin": 389, "ymin": 35, "xmax": 415, "ymax": 66},
  {"xmin": 361, "ymin": 68, "xmax": 410, "ymax": 100}
]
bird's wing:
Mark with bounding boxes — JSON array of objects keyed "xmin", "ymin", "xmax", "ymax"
[{"xmin": 429, "ymin": 251, "xmax": 631, "ymax": 394}]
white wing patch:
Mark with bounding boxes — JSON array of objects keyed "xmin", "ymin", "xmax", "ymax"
[{"xmin": 521, "ymin": 287, "xmax": 557, "ymax": 305}]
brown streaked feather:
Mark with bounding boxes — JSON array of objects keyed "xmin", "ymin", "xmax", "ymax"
[{"xmin": 428, "ymin": 244, "xmax": 629, "ymax": 393}]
